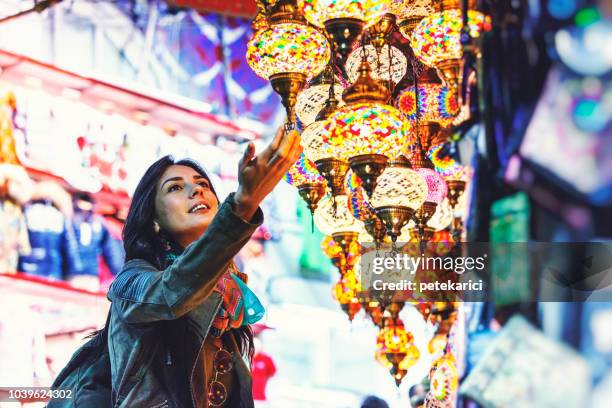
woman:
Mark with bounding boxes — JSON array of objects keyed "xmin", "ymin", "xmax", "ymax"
[{"xmin": 102, "ymin": 128, "xmax": 300, "ymax": 408}]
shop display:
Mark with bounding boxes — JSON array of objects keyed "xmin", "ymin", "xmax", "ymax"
[
  {"xmin": 18, "ymin": 201, "xmax": 82, "ymax": 280},
  {"xmin": 69, "ymin": 194, "xmax": 124, "ymax": 290},
  {"xmin": 0, "ymin": 163, "xmax": 34, "ymax": 273}
]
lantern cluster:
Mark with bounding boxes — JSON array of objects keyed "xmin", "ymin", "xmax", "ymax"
[{"xmin": 247, "ymin": 0, "xmax": 489, "ymax": 387}]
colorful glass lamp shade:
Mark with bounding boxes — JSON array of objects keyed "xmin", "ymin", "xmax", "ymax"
[
  {"xmin": 323, "ymin": 102, "xmax": 412, "ymax": 196},
  {"xmin": 325, "ymin": 57, "xmax": 413, "ymax": 198},
  {"xmin": 302, "ymin": 121, "xmax": 331, "ymax": 163},
  {"xmin": 427, "ymin": 143, "xmax": 464, "ymax": 177},
  {"xmin": 427, "ymin": 352, "xmax": 458, "ymax": 405},
  {"xmin": 299, "ymin": 0, "xmax": 390, "ymax": 62},
  {"xmin": 415, "ymin": 158, "xmax": 448, "ymax": 205},
  {"xmin": 348, "ymin": 187, "xmax": 376, "ymax": 222},
  {"xmin": 346, "ymin": 44, "xmax": 408, "ymax": 85},
  {"xmin": 324, "ymin": 102, "xmax": 411, "ymax": 162},
  {"xmin": 370, "ymin": 157, "xmax": 428, "ymax": 241},
  {"xmin": 410, "ymin": 9, "xmax": 491, "ymax": 101},
  {"xmin": 302, "ymin": 95, "xmax": 351, "ymax": 198},
  {"xmin": 399, "ymin": 343, "xmax": 421, "ymax": 370},
  {"xmin": 314, "ymin": 194, "xmax": 365, "ymax": 236},
  {"xmin": 379, "ymin": 317, "xmax": 416, "ymax": 386},
  {"xmin": 409, "ymin": 154, "xmax": 447, "ymax": 241},
  {"xmin": 333, "ymin": 269, "xmax": 362, "ymax": 321},
  {"xmin": 247, "ymin": 17, "xmax": 331, "ymax": 125},
  {"xmin": 296, "ymin": 82, "xmax": 345, "ymax": 127},
  {"xmin": 285, "ymin": 153, "xmax": 327, "ymax": 213},
  {"xmin": 321, "ymin": 235, "xmax": 359, "ymax": 274},
  {"xmin": 321, "ymin": 235, "xmax": 343, "ymax": 259},
  {"xmin": 396, "ymin": 83, "xmax": 460, "ymax": 129}
]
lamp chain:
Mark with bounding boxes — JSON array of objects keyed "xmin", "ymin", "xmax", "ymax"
[
  {"xmin": 411, "ymin": 57, "xmax": 424, "ymax": 158},
  {"xmin": 386, "ymin": 39, "xmax": 393, "ymax": 102}
]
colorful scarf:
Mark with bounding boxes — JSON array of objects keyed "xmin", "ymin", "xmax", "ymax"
[
  {"xmin": 165, "ymin": 252, "xmax": 265, "ymax": 337},
  {"xmin": 210, "ymin": 264, "xmax": 265, "ymax": 337}
]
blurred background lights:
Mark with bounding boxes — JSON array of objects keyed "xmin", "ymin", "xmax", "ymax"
[
  {"xmin": 547, "ymin": 0, "xmax": 577, "ymax": 20},
  {"xmin": 554, "ymin": 14, "xmax": 611, "ymax": 76}
]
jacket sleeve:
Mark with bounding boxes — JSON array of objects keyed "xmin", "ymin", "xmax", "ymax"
[{"xmin": 107, "ymin": 194, "xmax": 263, "ymax": 324}]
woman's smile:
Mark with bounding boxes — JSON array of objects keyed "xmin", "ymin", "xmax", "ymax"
[{"xmin": 188, "ymin": 201, "xmax": 212, "ymax": 214}]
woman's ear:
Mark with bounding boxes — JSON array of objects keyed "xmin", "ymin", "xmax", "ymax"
[{"xmin": 153, "ymin": 220, "xmax": 161, "ymax": 233}]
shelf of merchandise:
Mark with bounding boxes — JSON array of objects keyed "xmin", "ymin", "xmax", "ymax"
[{"xmin": 0, "ymin": 48, "xmax": 261, "ymax": 142}]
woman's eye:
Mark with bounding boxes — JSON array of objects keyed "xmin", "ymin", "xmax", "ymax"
[
  {"xmin": 198, "ymin": 181, "xmax": 210, "ymax": 189},
  {"xmin": 168, "ymin": 184, "xmax": 181, "ymax": 192}
]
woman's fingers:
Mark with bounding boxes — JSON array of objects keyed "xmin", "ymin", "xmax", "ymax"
[
  {"xmin": 268, "ymin": 126, "xmax": 285, "ymax": 151},
  {"xmin": 238, "ymin": 142, "xmax": 256, "ymax": 171},
  {"xmin": 260, "ymin": 126, "xmax": 286, "ymax": 163},
  {"xmin": 270, "ymin": 136, "xmax": 303, "ymax": 174},
  {"xmin": 267, "ymin": 129, "xmax": 299, "ymax": 166}
]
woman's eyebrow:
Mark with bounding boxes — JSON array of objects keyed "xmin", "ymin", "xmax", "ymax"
[{"xmin": 160, "ymin": 176, "xmax": 183, "ymax": 190}]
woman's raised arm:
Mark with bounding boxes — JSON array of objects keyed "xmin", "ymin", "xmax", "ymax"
[
  {"xmin": 107, "ymin": 193, "xmax": 262, "ymax": 323},
  {"xmin": 107, "ymin": 128, "xmax": 302, "ymax": 324}
]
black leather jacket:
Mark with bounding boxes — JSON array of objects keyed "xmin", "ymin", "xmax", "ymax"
[{"xmin": 106, "ymin": 195, "xmax": 263, "ymax": 408}]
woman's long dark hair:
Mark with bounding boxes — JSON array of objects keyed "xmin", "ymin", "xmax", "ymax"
[{"xmin": 120, "ymin": 155, "xmax": 254, "ymax": 362}]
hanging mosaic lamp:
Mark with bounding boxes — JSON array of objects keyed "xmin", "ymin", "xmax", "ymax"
[
  {"xmin": 410, "ymin": 0, "xmax": 491, "ymax": 102},
  {"xmin": 428, "ymin": 144, "xmax": 470, "ymax": 241},
  {"xmin": 314, "ymin": 194, "xmax": 366, "ymax": 236},
  {"xmin": 302, "ymin": 94, "xmax": 351, "ymax": 198},
  {"xmin": 333, "ymin": 269, "xmax": 362, "ymax": 321},
  {"xmin": 324, "ymin": 59, "xmax": 413, "ymax": 197},
  {"xmin": 370, "ymin": 156, "xmax": 428, "ymax": 241},
  {"xmin": 247, "ymin": 0, "xmax": 331, "ymax": 127},
  {"xmin": 375, "ymin": 331, "xmax": 393, "ymax": 369},
  {"xmin": 331, "ymin": 231, "xmax": 361, "ymax": 272},
  {"xmin": 395, "ymin": 68, "xmax": 460, "ymax": 150},
  {"xmin": 321, "ymin": 235, "xmax": 356, "ymax": 276},
  {"xmin": 298, "ymin": 0, "xmax": 391, "ymax": 63},
  {"xmin": 346, "ymin": 44, "xmax": 408, "ymax": 85},
  {"xmin": 381, "ymin": 317, "xmax": 412, "ymax": 387},
  {"xmin": 411, "ymin": 154, "xmax": 448, "ymax": 241},
  {"xmin": 285, "ymin": 153, "xmax": 327, "ymax": 214},
  {"xmin": 426, "ymin": 352, "xmax": 459, "ymax": 407},
  {"xmin": 295, "ymin": 67, "xmax": 345, "ymax": 127}
]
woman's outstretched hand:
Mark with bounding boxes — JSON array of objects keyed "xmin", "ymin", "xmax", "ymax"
[{"xmin": 233, "ymin": 127, "xmax": 303, "ymax": 221}]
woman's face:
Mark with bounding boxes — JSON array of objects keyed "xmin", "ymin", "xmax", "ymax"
[{"xmin": 154, "ymin": 165, "xmax": 219, "ymax": 248}]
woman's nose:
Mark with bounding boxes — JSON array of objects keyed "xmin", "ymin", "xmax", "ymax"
[{"xmin": 190, "ymin": 184, "xmax": 204, "ymax": 198}]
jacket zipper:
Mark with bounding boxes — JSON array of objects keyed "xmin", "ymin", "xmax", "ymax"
[{"xmin": 189, "ymin": 298, "xmax": 223, "ymax": 408}]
